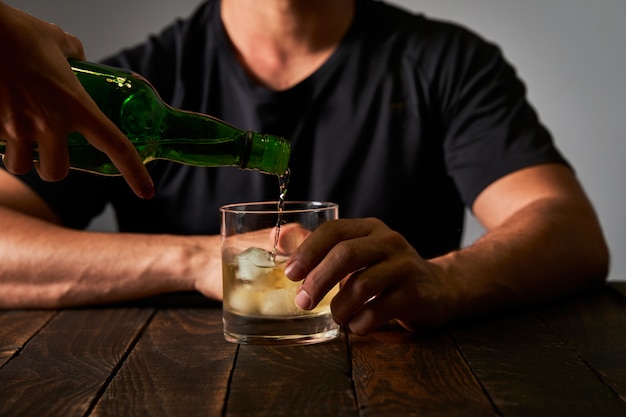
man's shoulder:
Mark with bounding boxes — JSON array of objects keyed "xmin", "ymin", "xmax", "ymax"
[
  {"xmin": 364, "ymin": 0, "xmax": 486, "ymax": 43},
  {"xmin": 361, "ymin": 0, "xmax": 502, "ymax": 72}
]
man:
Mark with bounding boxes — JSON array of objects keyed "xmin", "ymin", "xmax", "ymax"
[{"xmin": 0, "ymin": 0, "xmax": 609, "ymax": 336}]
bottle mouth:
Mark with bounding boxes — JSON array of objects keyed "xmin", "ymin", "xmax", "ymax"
[{"xmin": 242, "ymin": 131, "xmax": 291, "ymax": 175}]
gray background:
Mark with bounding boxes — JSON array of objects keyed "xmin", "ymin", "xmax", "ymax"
[{"xmin": 7, "ymin": 0, "xmax": 625, "ymax": 280}]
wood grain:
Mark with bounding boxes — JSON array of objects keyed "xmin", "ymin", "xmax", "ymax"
[
  {"xmin": 91, "ymin": 307, "xmax": 237, "ymax": 417},
  {"xmin": 2, "ymin": 285, "xmax": 626, "ymax": 417},
  {"xmin": 0, "ymin": 308, "xmax": 154, "ymax": 417},
  {"xmin": 454, "ymin": 306, "xmax": 626, "ymax": 417},
  {"xmin": 538, "ymin": 285, "xmax": 626, "ymax": 403},
  {"xmin": 0, "ymin": 310, "xmax": 56, "ymax": 367},
  {"xmin": 350, "ymin": 326, "xmax": 497, "ymax": 417},
  {"xmin": 226, "ymin": 331, "xmax": 356, "ymax": 417}
]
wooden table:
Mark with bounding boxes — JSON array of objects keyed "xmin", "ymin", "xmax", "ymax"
[{"xmin": 2, "ymin": 283, "xmax": 626, "ymax": 417}]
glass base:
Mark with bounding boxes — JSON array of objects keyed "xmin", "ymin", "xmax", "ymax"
[{"xmin": 223, "ymin": 310, "xmax": 340, "ymax": 346}]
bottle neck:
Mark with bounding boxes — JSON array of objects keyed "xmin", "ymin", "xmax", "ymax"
[{"xmin": 153, "ymin": 107, "xmax": 290, "ymax": 176}]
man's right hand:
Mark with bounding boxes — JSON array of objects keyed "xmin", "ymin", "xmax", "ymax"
[{"xmin": 0, "ymin": 1, "xmax": 154, "ymax": 198}]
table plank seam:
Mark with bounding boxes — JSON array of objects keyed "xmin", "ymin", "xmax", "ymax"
[
  {"xmin": 221, "ymin": 343, "xmax": 241, "ymax": 417},
  {"xmin": 535, "ymin": 307, "xmax": 626, "ymax": 406},
  {"xmin": 451, "ymin": 332, "xmax": 506, "ymax": 417},
  {"xmin": 342, "ymin": 330, "xmax": 361, "ymax": 417},
  {"xmin": 0, "ymin": 310, "xmax": 60, "ymax": 370},
  {"xmin": 82, "ymin": 307, "xmax": 158, "ymax": 417}
]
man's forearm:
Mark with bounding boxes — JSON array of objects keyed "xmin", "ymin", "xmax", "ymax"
[
  {"xmin": 432, "ymin": 196, "xmax": 609, "ymax": 322},
  {"xmin": 0, "ymin": 207, "xmax": 222, "ymax": 309}
]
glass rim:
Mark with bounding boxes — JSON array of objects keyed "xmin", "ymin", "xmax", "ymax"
[{"xmin": 220, "ymin": 201, "xmax": 338, "ymax": 215}]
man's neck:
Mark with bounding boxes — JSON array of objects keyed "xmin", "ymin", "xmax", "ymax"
[{"xmin": 221, "ymin": 0, "xmax": 355, "ymax": 90}]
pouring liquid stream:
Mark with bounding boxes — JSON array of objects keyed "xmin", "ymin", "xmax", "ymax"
[{"xmin": 271, "ymin": 169, "xmax": 290, "ymax": 261}]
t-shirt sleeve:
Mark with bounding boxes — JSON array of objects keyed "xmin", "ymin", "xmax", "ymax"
[{"xmin": 433, "ymin": 26, "xmax": 569, "ymax": 207}]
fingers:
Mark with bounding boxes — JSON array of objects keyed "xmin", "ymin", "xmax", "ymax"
[
  {"xmin": 2, "ymin": 113, "xmax": 71, "ymax": 181},
  {"xmin": 57, "ymin": 27, "xmax": 153, "ymax": 197},
  {"xmin": 1, "ymin": 89, "xmax": 153, "ymax": 198},
  {"xmin": 271, "ymin": 223, "xmax": 311, "ymax": 255},
  {"xmin": 33, "ymin": 130, "xmax": 70, "ymax": 181},
  {"xmin": 1, "ymin": 114, "xmax": 37, "ymax": 175},
  {"xmin": 28, "ymin": 109, "xmax": 70, "ymax": 181},
  {"xmin": 77, "ymin": 104, "xmax": 154, "ymax": 199},
  {"xmin": 328, "ymin": 267, "xmax": 392, "ymax": 335},
  {"xmin": 1, "ymin": 109, "xmax": 70, "ymax": 179},
  {"xmin": 285, "ymin": 218, "xmax": 373, "ymax": 279},
  {"xmin": 286, "ymin": 218, "xmax": 389, "ymax": 308},
  {"xmin": 60, "ymin": 31, "xmax": 86, "ymax": 61},
  {"xmin": 39, "ymin": 14, "xmax": 86, "ymax": 61},
  {"xmin": 336, "ymin": 292, "xmax": 396, "ymax": 336},
  {"xmin": 2, "ymin": 142, "xmax": 35, "ymax": 175},
  {"xmin": 330, "ymin": 261, "xmax": 419, "ymax": 335},
  {"xmin": 285, "ymin": 217, "xmax": 437, "ymax": 336}
]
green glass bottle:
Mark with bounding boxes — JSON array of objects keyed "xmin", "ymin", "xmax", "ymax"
[{"xmin": 0, "ymin": 60, "xmax": 290, "ymax": 176}]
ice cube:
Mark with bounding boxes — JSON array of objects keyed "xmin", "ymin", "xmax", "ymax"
[
  {"xmin": 228, "ymin": 284, "xmax": 261, "ymax": 315},
  {"xmin": 260, "ymin": 288, "xmax": 298, "ymax": 316},
  {"xmin": 234, "ymin": 247, "xmax": 275, "ymax": 282}
]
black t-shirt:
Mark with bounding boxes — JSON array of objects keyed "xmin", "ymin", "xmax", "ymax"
[{"xmin": 11, "ymin": 0, "xmax": 567, "ymax": 259}]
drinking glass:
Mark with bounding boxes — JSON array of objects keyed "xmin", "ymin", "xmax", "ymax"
[{"xmin": 220, "ymin": 201, "xmax": 340, "ymax": 345}]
